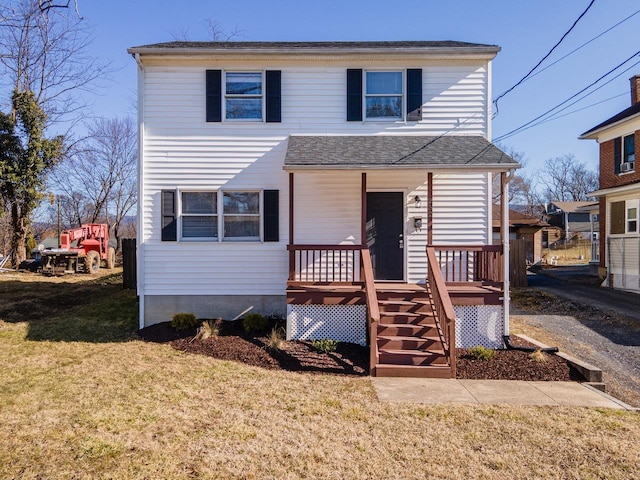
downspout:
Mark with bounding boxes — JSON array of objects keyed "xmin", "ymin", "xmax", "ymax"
[
  {"xmin": 135, "ymin": 53, "xmax": 145, "ymax": 330},
  {"xmin": 501, "ymin": 169, "xmax": 515, "ymax": 338}
]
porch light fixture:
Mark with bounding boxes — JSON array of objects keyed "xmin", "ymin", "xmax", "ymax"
[{"xmin": 414, "ymin": 195, "xmax": 422, "ymax": 208}]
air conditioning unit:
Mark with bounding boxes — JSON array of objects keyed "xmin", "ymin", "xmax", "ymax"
[{"xmin": 621, "ymin": 161, "xmax": 635, "ymax": 173}]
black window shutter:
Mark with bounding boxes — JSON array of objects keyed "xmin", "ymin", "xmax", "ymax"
[
  {"xmin": 263, "ymin": 190, "xmax": 279, "ymax": 242},
  {"xmin": 346, "ymin": 69, "xmax": 363, "ymax": 121},
  {"xmin": 614, "ymin": 137, "xmax": 621, "ymax": 175},
  {"xmin": 266, "ymin": 70, "xmax": 282, "ymax": 123},
  {"xmin": 206, "ymin": 70, "xmax": 222, "ymax": 122},
  {"xmin": 406, "ymin": 69, "xmax": 423, "ymax": 121},
  {"xmin": 161, "ymin": 190, "xmax": 177, "ymax": 241}
]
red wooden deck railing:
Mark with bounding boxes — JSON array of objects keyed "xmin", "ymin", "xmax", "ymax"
[
  {"xmin": 426, "ymin": 247, "xmax": 457, "ymax": 376},
  {"xmin": 360, "ymin": 248, "xmax": 380, "ymax": 375},
  {"xmin": 287, "ymin": 244, "xmax": 362, "ymax": 284},
  {"xmin": 429, "ymin": 245, "xmax": 503, "ymax": 286}
]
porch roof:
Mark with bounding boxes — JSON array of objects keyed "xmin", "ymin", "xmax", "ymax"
[{"xmin": 283, "ymin": 135, "xmax": 519, "ymax": 170}]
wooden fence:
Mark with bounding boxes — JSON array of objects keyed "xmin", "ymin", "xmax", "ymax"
[
  {"xmin": 122, "ymin": 238, "xmax": 136, "ymax": 290},
  {"xmin": 510, "ymin": 238, "xmax": 527, "ymax": 288}
]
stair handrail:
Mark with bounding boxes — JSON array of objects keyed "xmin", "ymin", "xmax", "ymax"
[
  {"xmin": 426, "ymin": 246, "xmax": 457, "ymax": 377},
  {"xmin": 360, "ymin": 248, "xmax": 380, "ymax": 375}
]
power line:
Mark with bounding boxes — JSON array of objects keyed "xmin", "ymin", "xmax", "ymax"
[
  {"xmin": 535, "ymin": 92, "xmax": 627, "ymax": 125},
  {"xmin": 493, "ymin": 0, "xmax": 596, "ymax": 117},
  {"xmin": 496, "ymin": 57, "xmax": 640, "ymax": 140},
  {"xmin": 528, "ymin": 8, "xmax": 640, "ymax": 81},
  {"xmin": 494, "ymin": 50, "xmax": 640, "ymax": 142}
]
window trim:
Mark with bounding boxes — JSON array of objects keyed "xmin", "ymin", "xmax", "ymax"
[
  {"xmin": 178, "ymin": 189, "xmax": 263, "ymax": 242},
  {"xmin": 224, "ymin": 71, "xmax": 264, "ymax": 122},
  {"xmin": 364, "ymin": 70, "xmax": 405, "ymax": 122}
]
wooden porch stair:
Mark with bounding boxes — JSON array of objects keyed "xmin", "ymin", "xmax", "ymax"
[{"xmin": 373, "ymin": 284, "xmax": 453, "ymax": 378}]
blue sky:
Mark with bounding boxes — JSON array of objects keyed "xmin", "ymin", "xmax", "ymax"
[{"xmin": 78, "ymin": 0, "xmax": 640, "ymax": 175}]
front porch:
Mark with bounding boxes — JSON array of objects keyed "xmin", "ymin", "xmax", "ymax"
[{"xmin": 285, "ymin": 244, "xmax": 504, "ymax": 378}]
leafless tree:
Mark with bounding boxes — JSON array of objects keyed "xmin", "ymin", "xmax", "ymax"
[
  {"xmin": 540, "ymin": 154, "xmax": 598, "ymax": 202},
  {"xmin": 50, "ymin": 116, "xmax": 137, "ymax": 250},
  {"xmin": 0, "ymin": 0, "xmax": 109, "ymax": 125},
  {"xmin": 170, "ymin": 16, "xmax": 242, "ymax": 41}
]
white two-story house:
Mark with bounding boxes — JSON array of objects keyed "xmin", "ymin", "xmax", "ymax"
[{"xmin": 128, "ymin": 41, "xmax": 519, "ymax": 377}]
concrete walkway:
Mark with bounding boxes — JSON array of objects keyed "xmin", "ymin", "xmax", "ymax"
[{"xmin": 372, "ymin": 378, "xmax": 636, "ymax": 410}]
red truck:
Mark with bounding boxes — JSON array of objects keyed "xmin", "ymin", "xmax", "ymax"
[{"xmin": 40, "ymin": 224, "xmax": 116, "ymax": 274}]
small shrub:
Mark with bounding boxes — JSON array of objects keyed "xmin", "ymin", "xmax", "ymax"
[
  {"xmin": 265, "ymin": 327, "xmax": 286, "ymax": 351},
  {"xmin": 467, "ymin": 345, "xmax": 495, "ymax": 361},
  {"xmin": 311, "ymin": 338, "xmax": 338, "ymax": 354},
  {"xmin": 529, "ymin": 349, "xmax": 550, "ymax": 363},
  {"xmin": 171, "ymin": 312, "xmax": 198, "ymax": 331},
  {"xmin": 242, "ymin": 313, "xmax": 269, "ymax": 333},
  {"xmin": 192, "ymin": 318, "xmax": 222, "ymax": 342}
]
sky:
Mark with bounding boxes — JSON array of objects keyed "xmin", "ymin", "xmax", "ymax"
[{"xmin": 71, "ymin": 0, "xmax": 640, "ymax": 176}]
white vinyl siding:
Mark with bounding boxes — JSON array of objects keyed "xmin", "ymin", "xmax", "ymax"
[
  {"xmin": 606, "ymin": 189, "xmax": 640, "ymax": 291},
  {"xmin": 140, "ymin": 60, "xmax": 492, "ymax": 297}
]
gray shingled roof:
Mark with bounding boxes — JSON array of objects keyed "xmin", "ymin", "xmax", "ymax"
[
  {"xmin": 580, "ymin": 102, "xmax": 640, "ymax": 138},
  {"xmin": 128, "ymin": 41, "xmax": 500, "ymax": 55},
  {"xmin": 284, "ymin": 135, "xmax": 518, "ymax": 169}
]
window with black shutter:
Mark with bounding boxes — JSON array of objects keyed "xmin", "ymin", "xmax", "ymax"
[
  {"xmin": 205, "ymin": 70, "xmax": 222, "ymax": 122},
  {"xmin": 263, "ymin": 190, "xmax": 279, "ymax": 242},
  {"xmin": 265, "ymin": 71, "xmax": 282, "ymax": 123},
  {"xmin": 406, "ymin": 69, "xmax": 422, "ymax": 121},
  {"xmin": 161, "ymin": 190, "xmax": 177, "ymax": 241},
  {"xmin": 346, "ymin": 69, "xmax": 363, "ymax": 121}
]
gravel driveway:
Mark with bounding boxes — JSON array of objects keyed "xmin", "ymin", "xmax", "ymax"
[{"xmin": 511, "ymin": 269, "xmax": 640, "ymax": 407}]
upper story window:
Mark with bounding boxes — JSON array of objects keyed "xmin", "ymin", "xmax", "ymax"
[
  {"xmin": 225, "ymin": 72, "xmax": 263, "ymax": 120},
  {"xmin": 365, "ymin": 71, "xmax": 403, "ymax": 120},
  {"xmin": 624, "ymin": 134, "xmax": 635, "ymax": 165},
  {"xmin": 206, "ymin": 70, "xmax": 281, "ymax": 123}
]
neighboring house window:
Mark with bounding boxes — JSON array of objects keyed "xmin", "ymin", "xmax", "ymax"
[
  {"xmin": 365, "ymin": 71, "xmax": 403, "ymax": 120},
  {"xmin": 225, "ymin": 72, "xmax": 263, "ymax": 120},
  {"xmin": 182, "ymin": 192, "xmax": 218, "ymax": 239},
  {"xmin": 223, "ymin": 191, "xmax": 260, "ymax": 241},
  {"xmin": 624, "ymin": 134, "xmax": 635, "ymax": 165},
  {"xmin": 627, "ymin": 203, "xmax": 638, "ymax": 234}
]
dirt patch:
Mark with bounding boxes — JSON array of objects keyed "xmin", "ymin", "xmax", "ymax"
[{"xmin": 140, "ymin": 321, "xmax": 581, "ymax": 381}]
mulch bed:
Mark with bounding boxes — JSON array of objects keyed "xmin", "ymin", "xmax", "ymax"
[{"xmin": 139, "ymin": 320, "xmax": 583, "ymax": 381}]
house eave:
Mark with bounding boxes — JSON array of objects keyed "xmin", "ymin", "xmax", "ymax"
[
  {"xmin": 579, "ymin": 111, "xmax": 640, "ymax": 140},
  {"xmin": 590, "ymin": 182, "xmax": 640, "ymax": 197},
  {"xmin": 283, "ymin": 163, "xmax": 520, "ymax": 172}
]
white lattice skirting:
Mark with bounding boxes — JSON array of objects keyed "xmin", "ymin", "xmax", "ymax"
[
  {"xmin": 454, "ymin": 305, "xmax": 504, "ymax": 348},
  {"xmin": 287, "ymin": 304, "xmax": 367, "ymax": 346}
]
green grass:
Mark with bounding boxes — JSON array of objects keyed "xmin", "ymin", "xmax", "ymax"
[{"xmin": 1, "ymin": 271, "xmax": 640, "ymax": 479}]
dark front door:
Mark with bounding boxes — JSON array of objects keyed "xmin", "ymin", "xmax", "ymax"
[{"xmin": 366, "ymin": 192, "xmax": 404, "ymax": 280}]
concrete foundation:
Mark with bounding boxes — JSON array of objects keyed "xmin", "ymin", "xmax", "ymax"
[{"xmin": 143, "ymin": 294, "xmax": 287, "ymax": 326}]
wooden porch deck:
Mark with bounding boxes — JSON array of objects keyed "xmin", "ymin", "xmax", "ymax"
[{"xmin": 286, "ymin": 244, "xmax": 505, "ymax": 378}]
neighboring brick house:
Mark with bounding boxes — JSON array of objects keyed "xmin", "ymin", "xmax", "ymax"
[{"xmin": 580, "ymin": 75, "xmax": 640, "ymax": 290}]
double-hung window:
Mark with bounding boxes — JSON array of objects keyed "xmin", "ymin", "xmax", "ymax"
[
  {"xmin": 225, "ymin": 72, "xmax": 263, "ymax": 120},
  {"xmin": 223, "ymin": 191, "xmax": 260, "ymax": 241},
  {"xmin": 365, "ymin": 71, "xmax": 403, "ymax": 120},
  {"xmin": 182, "ymin": 192, "xmax": 218, "ymax": 239},
  {"xmin": 624, "ymin": 134, "xmax": 635, "ymax": 165},
  {"xmin": 627, "ymin": 201, "xmax": 638, "ymax": 234}
]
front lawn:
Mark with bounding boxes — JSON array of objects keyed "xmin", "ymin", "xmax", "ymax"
[{"xmin": 1, "ymin": 272, "xmax": 639, "ymax": 479}]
